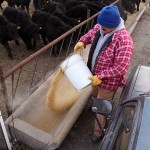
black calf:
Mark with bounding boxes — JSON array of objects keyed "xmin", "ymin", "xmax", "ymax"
[
  {"xmin": 0, "ymin": 15, "xmax": 19, "ymax": 59},
  {"xmin": 3, "ymin": 7, "xmax": 39, "ymax": 51},
  {"xmin": 32, "ymin": 10, "xmax": 71, "ymax": 56}
]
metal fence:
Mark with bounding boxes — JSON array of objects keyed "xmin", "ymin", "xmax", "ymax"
[
  {"xmin": 0, "ymin": 10, "xmax": 99, "ymax": 118},
  {"xmin": 0, "ymin": 1, "xmax": 119, "ymax": 119}
]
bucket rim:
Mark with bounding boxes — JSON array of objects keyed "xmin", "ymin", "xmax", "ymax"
[{"xmin": 60, "ymin": 54, "xmax": 84, "ymax": 71}]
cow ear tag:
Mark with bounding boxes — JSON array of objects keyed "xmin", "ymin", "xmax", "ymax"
[{"xmin": 17, "ymin": 26, "xmax": 21, "ymax": 29}]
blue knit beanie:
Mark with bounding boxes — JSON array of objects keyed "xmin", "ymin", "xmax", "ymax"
[{"xmin": 97, "ymin": 5, "xmax": 121, "ymax": 28}]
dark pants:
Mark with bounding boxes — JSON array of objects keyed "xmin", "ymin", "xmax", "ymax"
[
  {"xmin": 33, "ymin": 0, "xmax": 41, "ymax": 9},
  {"xmin": 92, "ymin": 86, "xmax": 116, "ymax": 136}
]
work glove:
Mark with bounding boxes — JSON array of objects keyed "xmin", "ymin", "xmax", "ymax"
[
  {"xmin": 88, "ymin": 75, "xmax": 102, "ymax": 86},
  {"xmin": 74, "ymin": 42, "xmax": 84, "ymax": 52}
]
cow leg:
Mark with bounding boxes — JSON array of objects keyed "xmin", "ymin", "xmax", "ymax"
[
  {"xmin": 0, "ymin": 5, "xmax": 3, "ymax": 10},
  {"xmin": 53, "ymin": 44, "xmax": 60, "ymax": 57},
  {"xmin": 19, "ymin": 35, "xmax": 33, "ymax": 50},
  {"xmin": 33, "ymin": 0, "xmax": 42, "ymax": 9},
  {"xmin": 25, "ymin": 41, "xmax": 33, "ymax": 50},
  {"xmin": 38, "ymin": 29, "xmax": 48, "ymax": 45},
  {"xmin": 136, "ymin": 2, "xmax": 140, "ymax": 11},
  {"xmin": 63, "ymin": 34, "xmax": 72, "ymax": 51},
  {"xmin": 21, "ymin": 5, "xmax": 25, "ymax": 11},
  {"xmin": 22, "ymin": 39, "xmax": 33, "ymax": 50},
  {"xmin": 52, "ymin": 41, "xmax": 63, "ymax": 57},
  {"xmin": 2, "ymin": 42, "xmax": 13, "ymax": 59},
  {"xmin": 32, "ymin": 39, "xmax": 36, "ymax": 50},
  {"xmin": 15, "ymin": 40, "xmax": 20, "ymax": 46},
  {"xmin": 26, "ymin": 6, "xmax": 29, "ymax": 14},
  {"xmin": 41, "ymin": 34, "xmax": 48, "ymax": 45},
  {"xmin": 47, "ymin": 36, "xmax": 60, "ymax": 56},
  {"xmin": 32, "ymin": 33, "xmax": 40, "ymax": 50}
]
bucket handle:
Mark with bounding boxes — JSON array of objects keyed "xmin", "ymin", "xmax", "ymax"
[
  {"xmin": 62, "ymin": 59, "xmax": 83, "ymax": 72},
  {"xmin": 61, "ymin": 52, "xmax": 83, "ymax": 72}
]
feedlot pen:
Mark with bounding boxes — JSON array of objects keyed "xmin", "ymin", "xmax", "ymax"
[{"xmin": 0, "ymin": 1, "xmax": 149, "ymax": 149}]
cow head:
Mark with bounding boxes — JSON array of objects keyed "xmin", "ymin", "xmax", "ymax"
[
  {"xmin": 6, "ymin": 22, "xmax": 19, "ymax": 41},
  {"xmin": 32, "ymin": 10, "xmax": 49, "ymax": 27},
  {"xmin": 53, "ymin": 15, "xmax": 71, "ymax": 36},
  {"xmin": 24, "ymin": 22, "xmax": 39, "ymax": 41},
  {"xmin": 57, "ymin": 24, "xmax": 71, "ymax": 35}
]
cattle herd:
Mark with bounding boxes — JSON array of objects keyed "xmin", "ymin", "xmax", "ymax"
[{"xmin": 0, "ymin": 0, "xmax": 146, "ymax": 59}]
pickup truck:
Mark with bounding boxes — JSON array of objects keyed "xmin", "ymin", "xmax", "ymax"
[{"xmin": 94, "ymin": 65, "xmax": 150, "ymax": 150}]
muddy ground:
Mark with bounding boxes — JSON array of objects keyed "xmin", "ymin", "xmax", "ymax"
[{"xmin": 0, "ymin": 3, "xmax": 150, "ymax": 150}]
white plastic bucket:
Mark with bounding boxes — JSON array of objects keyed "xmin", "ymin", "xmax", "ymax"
[{"xmin": 60, "ymin": 54, "xmax": 92, "ymax": 91}]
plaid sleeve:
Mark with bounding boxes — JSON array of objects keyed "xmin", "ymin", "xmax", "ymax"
[
  {"xmin": 79, "ymin": 24, "xmax": 100, "ymax": 47},
  {"xmin": 98, "ymin": 35, "xmax": 134, "ymax": 79}
]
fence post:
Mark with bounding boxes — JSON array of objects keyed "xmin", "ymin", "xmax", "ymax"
[{"xmin": 0, "ymin": 66, "xmax": 12, "ymax": 116}]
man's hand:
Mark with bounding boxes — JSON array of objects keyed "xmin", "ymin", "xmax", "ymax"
[
  {"xmin": 74, "ymin": 42, "xmax": 84, "ymax": 52},
  {"xmin": 88, "ymin": 75, "xmax": 102, "ymax": 86}
]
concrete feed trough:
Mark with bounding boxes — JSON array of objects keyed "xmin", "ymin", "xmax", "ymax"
[
  {"xmin": 5, "ymin": 71, "xmax": 92, "ymax": 149},
  {"xmin": 5, "ymin": 47, "xmax": 92, "ymax": 150}
]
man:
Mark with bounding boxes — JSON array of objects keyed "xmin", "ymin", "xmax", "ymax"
[{"xmin": 74, "ymin": 5, "xmax": 134, "ymax": 143}]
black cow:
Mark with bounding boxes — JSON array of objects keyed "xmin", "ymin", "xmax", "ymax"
[
  {"xmin": 64, "ymin": 0, "xmax": 103, "ymax": 22},
  {"xmin": 134, "ymin": 0, "xmax": 141, "ymax": 11},
  {"xmin": 32, "ymin": 10, "xmax": 71, "ymax": 55},
  {"xmin": 3, "ymin": 7, "xmax": 39, "ymax": 51},
  {"xmin": 43, "ymin": 1, "xmax": 79, "ymax": 26},
  {"xmin": 0, "ymin": 15, "xmax": 19, "ymax": 59},
  {"xmin": 115, "ymin": 2, "xmax": 128, "ymax": 22},
  {"xmin": 65, "ymin": 0, "xmax": 103, "ymax": 11},
  {"xmin": 122, "ymin": 0, "xmax": 135, "ymax": 13},
  {"xmin": 122, "ymin": 0, "xmax": 141, "ymax": 13},
  {"xmin": 7, "ymin": 0, "xmax": 31, "ymax": 13},
  {"xmin": 66, "ymin": 5, "xmax": 91, "ymax": 22}
]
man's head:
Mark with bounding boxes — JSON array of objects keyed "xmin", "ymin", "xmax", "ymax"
[{"xmin": 97, "ymin": 5, "xmax": 121, "ymax": 34}]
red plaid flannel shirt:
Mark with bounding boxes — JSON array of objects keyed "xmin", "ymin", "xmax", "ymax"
[{"xmin": 79, "ymin": 24, "xmax": 134, "ymax": 90}]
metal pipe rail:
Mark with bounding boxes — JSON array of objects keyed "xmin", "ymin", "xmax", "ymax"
[
  {"xmin": 0, "ymin": 0, "xmax": 120, "ymax": 116},
  {"xmin": 2, "ymin": 0, "xmax": 119, "ymax": 79}
]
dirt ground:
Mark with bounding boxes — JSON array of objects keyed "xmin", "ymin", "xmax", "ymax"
[
  {"xmin": 1, "ymin": 3, "xmax": 150, "ymax": 150},
  {"xmin": 0, "ymin": 2, "xmax": 39, "ymax": 71}
]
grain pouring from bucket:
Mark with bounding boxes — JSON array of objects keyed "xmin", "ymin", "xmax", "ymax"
[
  {"xmin": 45, "ymin": 68, "xmax": 82, "ymax": 112},
  {"xmin": 45, "ymin": 54, "xmax": 92, "ymax": 113}
]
